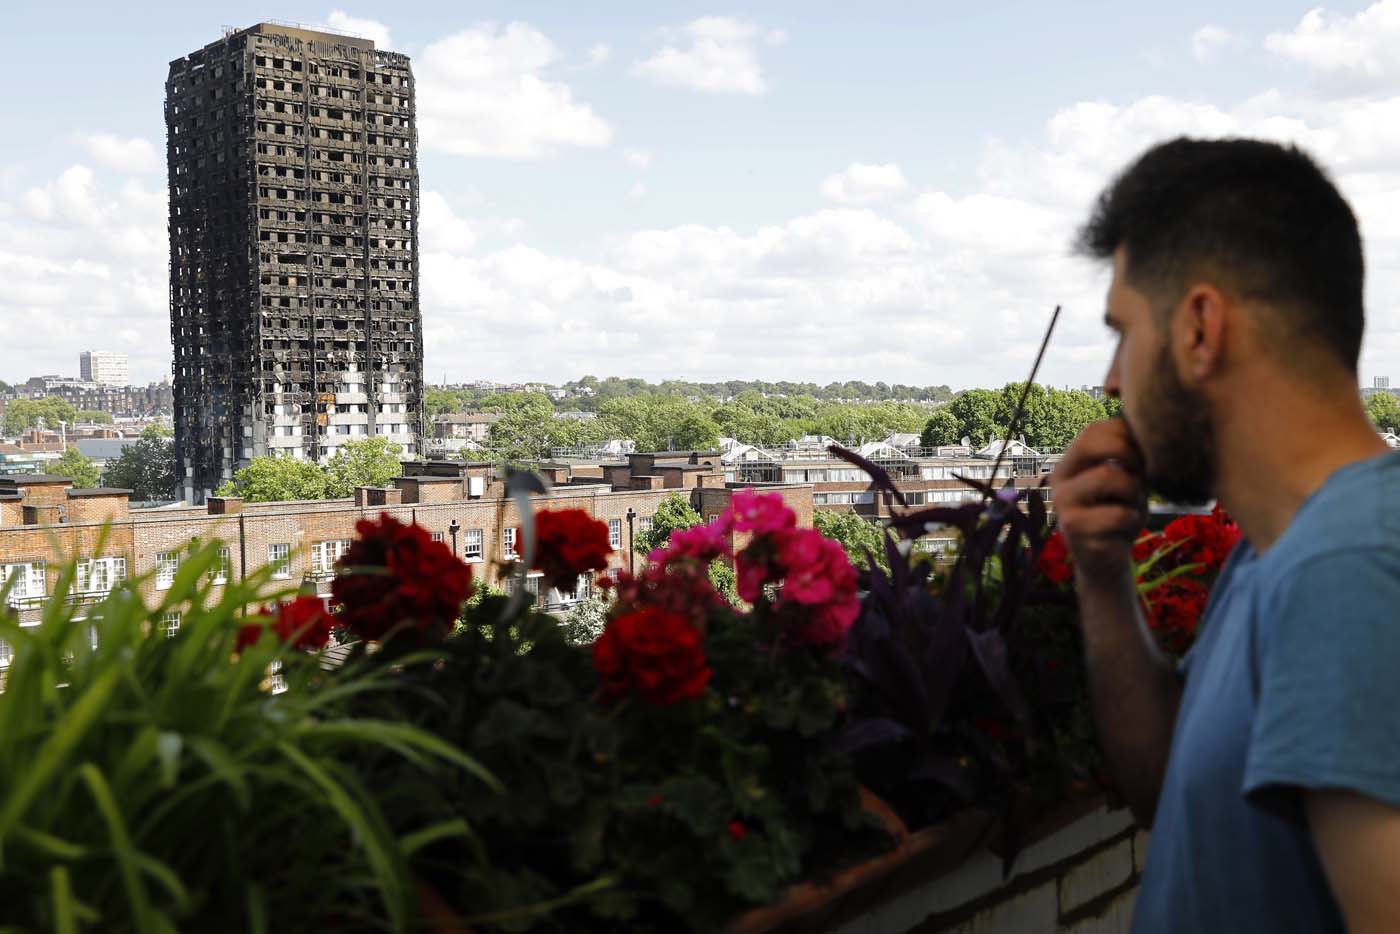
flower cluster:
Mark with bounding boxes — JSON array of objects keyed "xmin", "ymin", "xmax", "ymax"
[
  {"xmin": 1138, "ymin": 507, "xmax": 1240, "ymax": 654},
  {"xmin": 236, "ymin": 594, "xmax": 337, "ymax": 653},
  {"xmin": 593, "ymin": 607, "xmax": 712, "ymax": 705},
  {"xmin": 1037, "ymin": 507, "xmax": 1240, "ymax": 656},
  {"xmin": 527, "ymin": 508, "xmax": 613, "ymax": 587},
  {"xmin": 332, "ymin": 513, "xmax": 474, "ymax": 643},
  {"xmin": 594, "ymin": 490, "xmax": 861, "ymax": 706},
  {"xmin": 728, "ymin": 490, "xmax": 860, "ymax": 649}
]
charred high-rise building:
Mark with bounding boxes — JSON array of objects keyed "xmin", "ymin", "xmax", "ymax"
[{"xmin": 166, "ymin": 23, "xmax": 421, "ymax": 503}]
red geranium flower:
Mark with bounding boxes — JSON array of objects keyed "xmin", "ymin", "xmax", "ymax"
[
  {"xmin": 592, "ymin": 607, "xmax": 712, "ymax": 705},
  {"xmin": 727, "ymin": 820, "xmax": 747, "ymax": 841},
  {"xmin": 236, "ymin": 594, "xmax": 337, "ymax": 653},
  {"xmin": 332, "ymin": 513, "xmax": 474, "ymax": 643},
  {"xmin": 527, "ymin": 509, "xmax": 613, "ymax": 586},
  {"xmin": 1038, "ymin": 531, "xmax": 1073, "ymax": 584}
]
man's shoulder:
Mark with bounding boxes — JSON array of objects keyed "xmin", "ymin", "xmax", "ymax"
[{"xmin": 1264, "ymin": 452, "xmax": 1400, "ymax": 578}]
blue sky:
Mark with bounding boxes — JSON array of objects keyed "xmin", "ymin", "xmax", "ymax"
[{"xmin": 3, "ymin": 1, "xmax": 1400, "ymax": 389}]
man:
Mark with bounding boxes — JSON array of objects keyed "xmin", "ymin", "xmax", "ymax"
[{"xmin": 1052, "ymin": 137, "xmax": 1400, "ymax": 933}]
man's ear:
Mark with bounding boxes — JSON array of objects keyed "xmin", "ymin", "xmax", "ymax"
[{"xmin": 1174, "ymin": 283, "xmax": 1229, "ymax": 384}]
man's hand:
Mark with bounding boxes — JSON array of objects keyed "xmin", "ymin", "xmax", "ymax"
[{"xmin": 1050, "ymin": 419, "xmax": 1148, "ymax": 587}]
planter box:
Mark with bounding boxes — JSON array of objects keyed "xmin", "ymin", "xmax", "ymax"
[{"xmin": 730, "ymin": 795, "xmax": 1145, "ymax": 934}]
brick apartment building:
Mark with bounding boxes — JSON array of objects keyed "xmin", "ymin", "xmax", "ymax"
[
  {"xmin": 0, "ymin": 452, "xmax": 816, "ymax": 669},
  {"xmin": 0, "ymin": 445, "xmax": 1043, "ymax": 669}
]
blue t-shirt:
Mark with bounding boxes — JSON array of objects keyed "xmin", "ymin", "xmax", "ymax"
[{"xmin": 1133, "ymin": 452, "xmax": 1400, "ymax": 932}]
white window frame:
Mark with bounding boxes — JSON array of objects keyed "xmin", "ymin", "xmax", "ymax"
[
  {"xmin": 502, "ymin": 527, "xmax": 517, "ymax": 561},
  {"xmin": 1, "ymin": 562, "xmax": 47, "ymax": 606},
  {"xmin": 156, "ymin": 551, "xmax": 180, "ymax": 590},
  {"xmin": 212, "ymin": 547, "xmax": 231, "ymax": 585},
  {"xmin": 638, "ymin": 516, "xmax": 653, "ymax": 536},
  {"xmin": 268, "ymin": 543, "xmax": 292, "ymax": 579},
  {"xmin": 161, "ymin": 611, "xmax": 181, "ymax": 638},
  {"xmin": 310, "ymin": 540, "xmax": 351, "ymax": 576},
  {"xmin": 76, "ymin": 556, "xmax": 127, "ymax": 595},
  {"xmin": 608, "ymin": 519, "xmax": 621, "ymax": 549},
  {"xmin": 463, "ymin": 528, "xmax": 483, "ymax": 560},
  {"xmin": 0, "ymin": 638, "xmax": 11, "ymax": 670}
]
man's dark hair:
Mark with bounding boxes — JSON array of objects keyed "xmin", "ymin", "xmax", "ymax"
[{"xmin": 1077, "ymin": 137, "xmax": 1365, "ymax": 373}]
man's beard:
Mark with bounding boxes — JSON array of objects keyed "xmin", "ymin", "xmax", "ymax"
[{"xmin": 1136, "ymin": 342, "xmax": 1218, "ymax": 505}]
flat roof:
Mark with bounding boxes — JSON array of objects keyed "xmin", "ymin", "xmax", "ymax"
[
  {"xmin": 67, "ymin": 487, "xmax": 134, "ymax": 498},
  {"xmin": 0, "ymin": 474, "xmax": 72, "ymax": 485}
]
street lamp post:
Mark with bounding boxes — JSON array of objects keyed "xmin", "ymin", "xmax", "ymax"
[
  {"xmin": 448, "ymin": 518, "xmax": 460, "ymax": 557},
  {"xmin": 625, "ymin": 507, "xmax": 636, "ymax": 573}
]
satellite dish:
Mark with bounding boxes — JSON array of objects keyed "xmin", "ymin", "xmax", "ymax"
[{"xmin": 960, "ymin": 436, "xmax": 970, "ymax": 447}]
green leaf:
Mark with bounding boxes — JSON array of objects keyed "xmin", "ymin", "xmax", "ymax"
[
  {"xmin": 275, "ymin": 742, "xmax": 411, "ymax": 931},
  {"xmin": 156, "ymin": 732, "xmax": 183, "ymax": 790},
  {"xmin": 80, "ymin": 762, "xmax": 154, "ymax": 931},
  {"xmin": 299, "ymin": 719, "xmax": 503, "ymax": 793},
  {"xmin": 186, "ymin": 737, "xmax": 251, "ymax": 811},
  {"xmin": 0, "ymin": 667, "xmax": 121, "ymax": 837},
  {"xmin": 50, "ymin": 866, "xmax": 77, "ymax": 934},
  {"xmin": 400, "ymin": 819, "xmax": 474, "ymax": 856}
]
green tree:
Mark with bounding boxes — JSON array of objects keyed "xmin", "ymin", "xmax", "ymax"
[
  {"xmin": 104, "ymin": 425, "xmax": 177, "ymax": 501},
  {"xmin": 813, "ymin": 510, "xmax": 891, "ymax": 571},
  {"xmin": 947, "ymin": 390, "xmax": 999, "ymax": 447},
  {"xmin": 920, "ymin": 408, "xmax": 962, "ymax": 447},
  {"xmin": 46, "ymin": 447, "xmax": 101, "ymax": 488},
  {"xmin": 324, "ymin": 437, "xmax": 404, "ymax": 496},
  {"xmin": 217, "ymin": 455, "xmax": 329, "ymax": 502},
  {"xmin": 424, "ymin": 388, "xmax": 463, "ymax": 418},
  {"xmin": 75, "ymin": 409, "xmax": 114, "ymax": 425},
  {"xmin": 1365, "ymin": 392, "xmax": 1400, "ymax": 434},
  {"xmin": 634, "ymin": 492, "xmax": 703, "ymax": 554},
  {"xmin": 3, "ymin": 396, "xmax": 78, "ymax": 435}
]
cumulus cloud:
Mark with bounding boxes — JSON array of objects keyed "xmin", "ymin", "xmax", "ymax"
[
  {"xmin": 0, "ymin": 162, "xmax": 168, "ymax": 381},
  {"xmin": 417, "ymin": 22, "xmax": 612, "ymax": 158},
  {"xmin": 1265, "ymin": 1, "xmax": 1400, "ymax": 89},
  {"xmin": 324, "ymin": 10, "xmax": 394, "ymax": 49},
  {"xmin": 1191, "ymin": 25, "xmax": 1233, "ymax": 63},
  {"xmin": 587, "ymin": 43, "xmax": 611, "ymax": 66},
  {"xmin": 820, "ymin": 162, "xmax": 908, "ymax": 204},
  {"xmin": 77, "ymin": 134, "xmax": 160, "ymax": 174},
  {"xmin": 632, "ymin": 17, "xmax": 777, "ymax": 94}
]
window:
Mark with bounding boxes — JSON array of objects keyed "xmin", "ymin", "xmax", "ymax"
[
  {"xmin": 464, "ymin": 528, "xmax": 483, "ymax": 560},
  {"xmin": 156, "ymin": 551, "xmax": 180, "ymax": 590},
  {"xmin": 268, "ymin": 543, "xmax": 292, "ymax": 579},
  {"xmin": 1, "ymin": 562, "xmax": 46, "ymax": 606},
  {"xmin": 608, "ymin": 519, "xmax": 621, "ymax": 549},
  {"xmin": 431, "ymin": 531, "xmax": 444, "ymax": 543},
  {"xmin": 76, "ymin": 556, "xmax": 127, "ymax": 594},
  {"xmin": 502, "ymin": 527, "xmax": 517, "ymax": 560},
  {"xmin": 161, "ymin": 611, "xmax": 182, "ymax": 638},
  {"xmin": 638, "ymin": 516, "xmax": 653, "ymax": 536},
  {"xmin": 0, "ymin": 639, "xmax": 11, "ymax": 670},
  {"xmin": 310, "ymin": 540, "xmax": 351, "ymax": 576},
  {"xmin": 212, "ymin": 547, "xmax": 231, "ymax": 585}
]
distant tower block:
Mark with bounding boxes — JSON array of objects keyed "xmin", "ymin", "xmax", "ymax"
[{"xmin": 166, "ymin": 22, "xmax": 422, "ymax": 503}]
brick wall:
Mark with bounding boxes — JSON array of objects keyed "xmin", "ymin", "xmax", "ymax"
[{"xmin": 832, "ymin": 805, "xmax": 1143, "ymax": 934}]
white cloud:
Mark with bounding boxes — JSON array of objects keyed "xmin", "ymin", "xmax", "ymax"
[
  {"xmin": 0, "ymin": 162, "xmax": 169, "ymax": 382},
  {"xmin": 324, "ymin": 10, "xmax": 393, "ymax": 50},
  {"xmin": 77, "ymin": 134, "xmax": 160, "ymax": 174},
  {"xmin": 623, "ymin": 148, "xmax": 653, "ymax": 169},
  {"xmin": 1191, "ymin": 25, "xmax": 1232, "ymax": 63},
  {"xmin": 626, "ymin": 182, "xmax": 648, "ymax": 202},
  {"xmin": 587, "ymin": 43, "xmax": 611, "ymax": 66},
  {"xmin": 820, "ymin": 162, "xmax": 908, "ymax": 204},
  {"xmin": 1265, "ymin": 1, "xmax": 1400, "ymax": 88},
  {"xmin": 420, "ymin": 191, "xmax": 477, "ymax": 253},
  {"xmin": 632, "ymin": 17, "xmax": 776, "ymax": 94},
  {"xmin": 766, "ymin": 29, "xmax": 789, "ymax": 46},
  {"xmin": 417, "ymin": 22, "xmax": 612, "ymax": 159}
]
